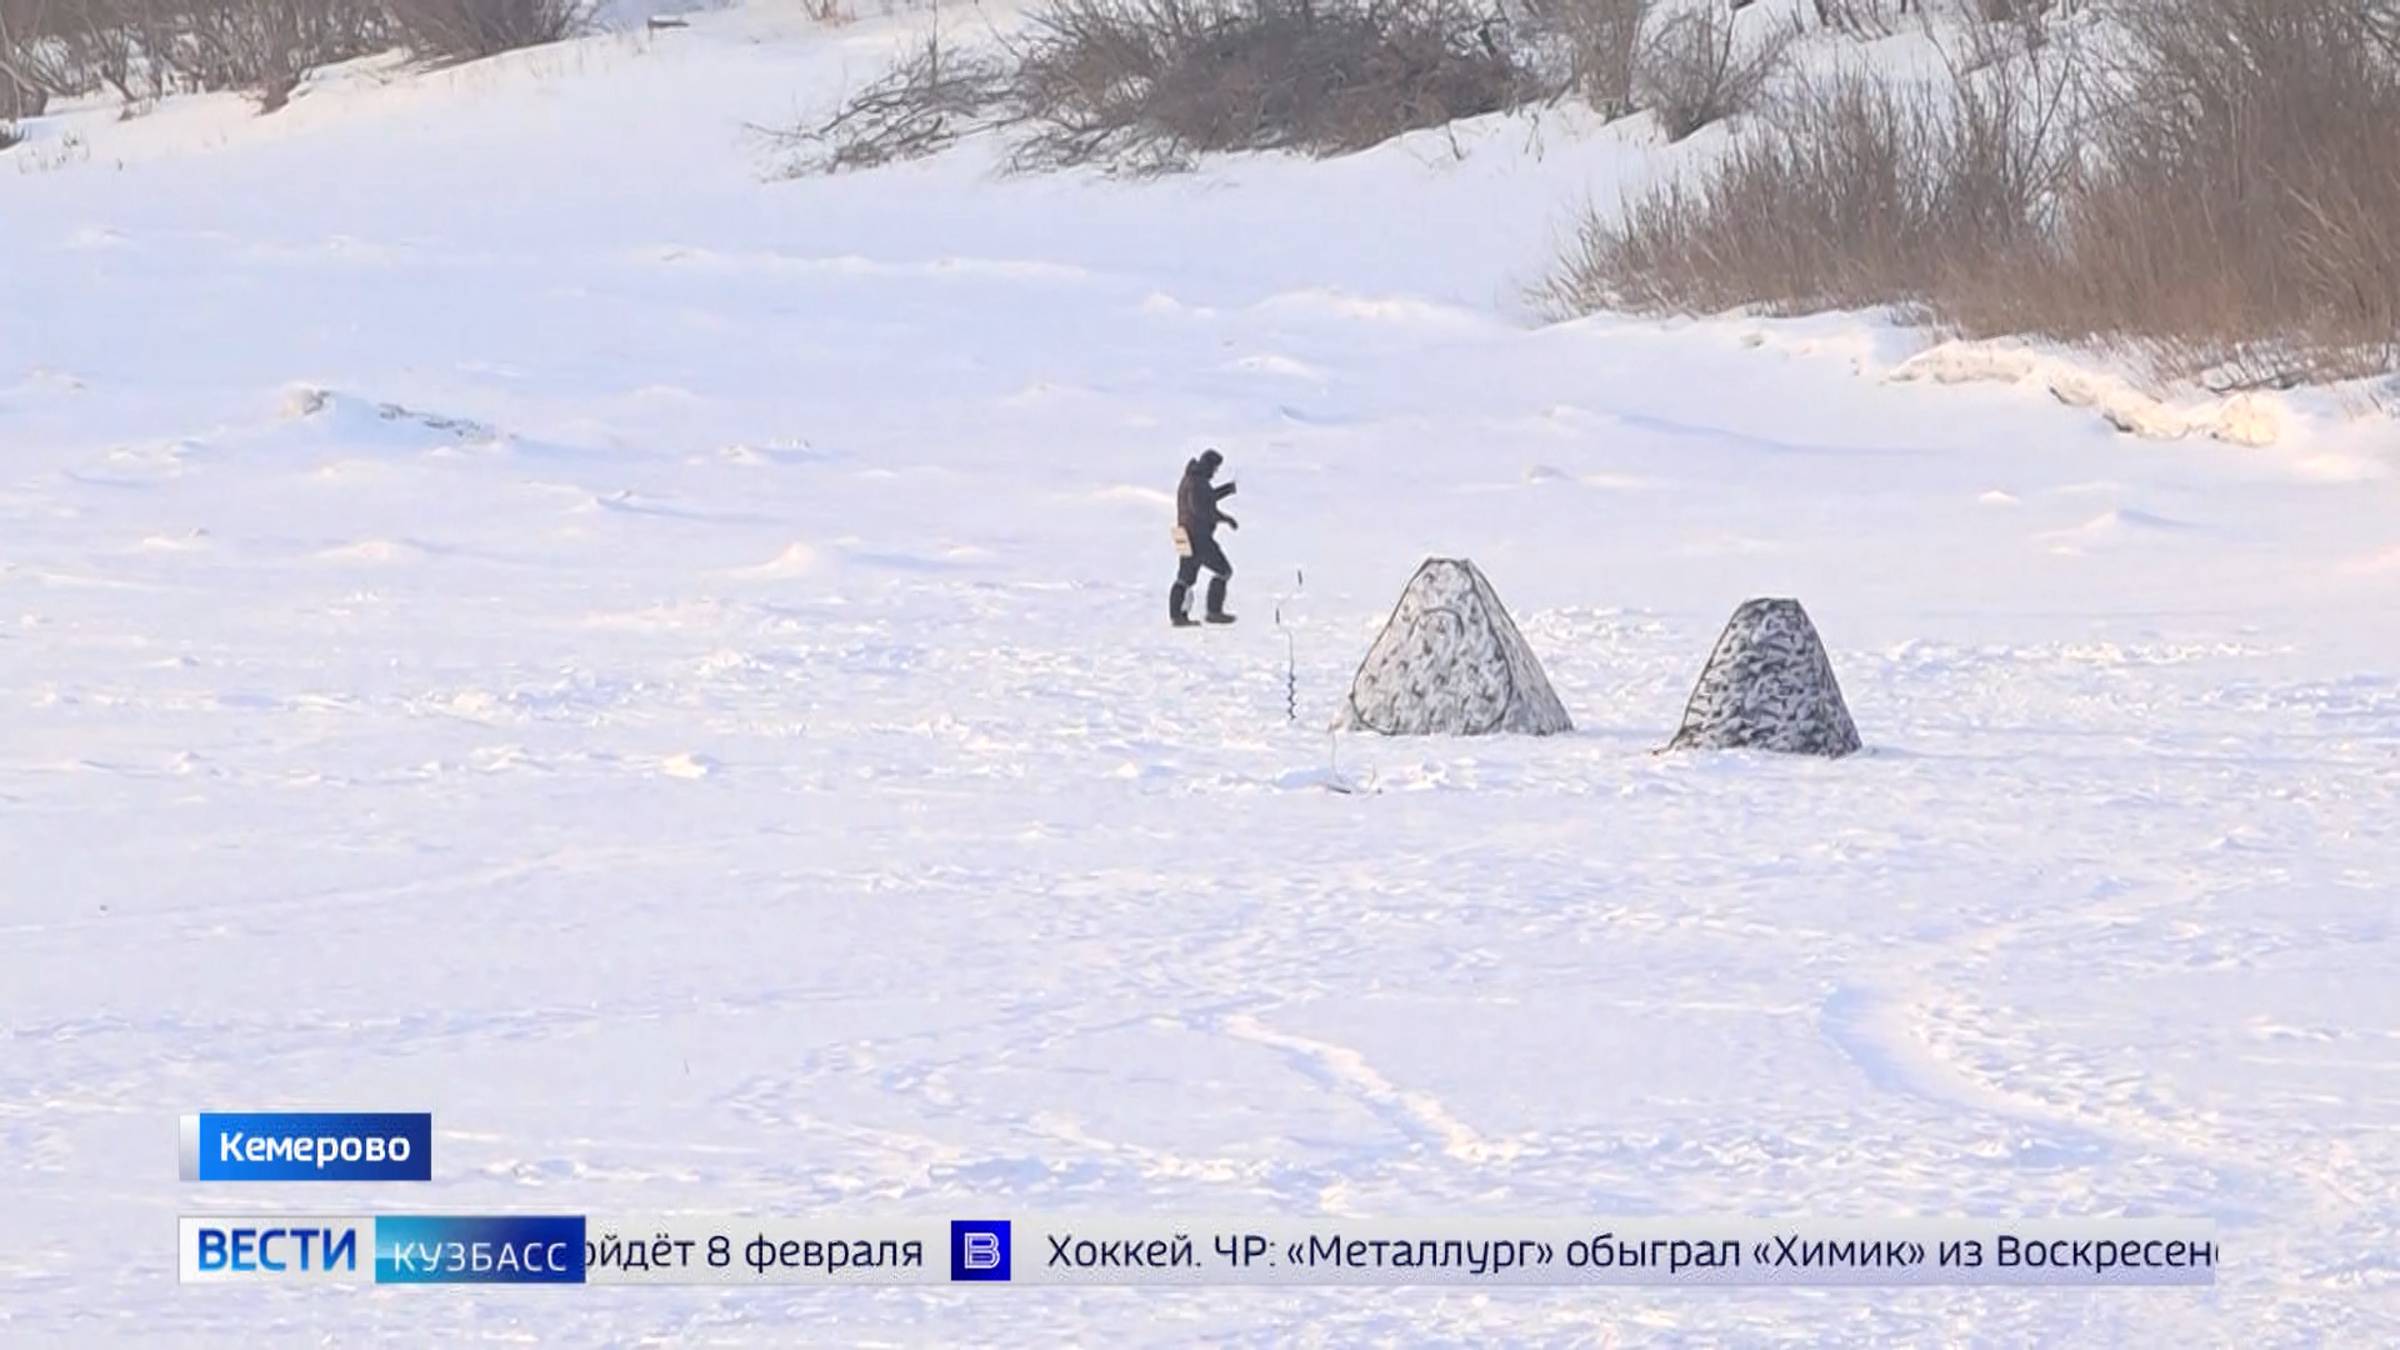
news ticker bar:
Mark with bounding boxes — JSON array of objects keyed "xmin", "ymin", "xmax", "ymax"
[{"xmin": 180, "ymin": 1216, "xmax": 2217, "ymax": 1288}]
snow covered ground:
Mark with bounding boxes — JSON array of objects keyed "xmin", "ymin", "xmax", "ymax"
[{"xmin": 4, "ymin": 3, "xmax": 2397, "ymax": 1342}]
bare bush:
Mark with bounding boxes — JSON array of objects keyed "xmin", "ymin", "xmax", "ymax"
[
  {"xmin": 5, "ymin": 0, "xmax": 588, "ymax": 113},
  {"xmin": 1813, "ymin": 0, "xmax": 2081, "ymax": 45},
  {"xmin": 176, "ymin": 0, "xmax": 392, "ymax": 109},
  {"xmin": 1009, "ymin": 0, "xmax": 1543, "ymax": 172},
  {"xmin": 1927, "ymin": 29, "xmax": 2077, "ymax": 255},
  {"xmin": 1519, "ymin": 0, "xmax": 1650, "ymax": 117},
  {"xmin": 792, "ymin": 0, "xmax": 1548, "ymax": 175},
  {"xmin": 3, "ymin": 1, "xmax": 392, "ymax": 112},
  {"xmin": 2374, "ymin": 0, "xmax": 2400, "ymax": 61},
  {"xmin": 2, "ymin": 0, "xmax": 84, "ymax": 110},
  {"xmin": 0, "ymin": 69, "xmax": 45, "ymax": 119},
  {"xmin": 1968, "ymin": 0, "xmax": 2060, "ymax": 22},
  {"xmin": 385, "ymin": 0, "xmax": 589, "ymax": 64},
  {"xmin": 71, "ymin": 1, "xmax": 174, "ymax": 105},
  {"xmin": 771, "ymin": 27, "xmax": 1012, "ymax": 174},
  {"xmin": 1810, "ymin": 0, "xmax": 1912, "ymax": 38},
  {"xmin": 1637, "ymin": 3, "xmax": 1790, "ymax": 141}
]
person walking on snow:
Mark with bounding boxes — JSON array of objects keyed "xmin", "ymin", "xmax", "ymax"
[{"xmin": 1171, "ymin": 448, "xmax": 1238, "ymax": 626}]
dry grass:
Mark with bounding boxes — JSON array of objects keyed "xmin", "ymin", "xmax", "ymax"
[
  {"xmin": 1547, "ymin": 46, "xmax": 2081, "ymax": 315},
  {"xmin": 1970, "ymin": 0, "xmax": 2400, "ymax": 383},
  {"xmin": 1550, "ymin": 0, "xmax": 2400, "ymax": 387}
]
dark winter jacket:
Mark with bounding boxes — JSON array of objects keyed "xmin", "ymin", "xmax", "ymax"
[{"xmin": 1176, "ymin": 459, "xmax": 1236, "ymax": 538}]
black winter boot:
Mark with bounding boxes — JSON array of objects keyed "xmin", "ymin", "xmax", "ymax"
[
  {"xmin": 1169, "ymin": 582, "xmax": 1196, "ymax": 627},
  {"xmin": 1205, "ymin": 576, "xmax": 1235, "ymax": 624}
]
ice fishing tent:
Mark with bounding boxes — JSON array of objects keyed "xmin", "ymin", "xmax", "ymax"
[
  {"xmin": 1667, "ymin": 598, "xmax": 1861, "ymax": 757},
  {"xmin": 1336, "ymin": 558, "xmax": 1573, "ymax": 736}
]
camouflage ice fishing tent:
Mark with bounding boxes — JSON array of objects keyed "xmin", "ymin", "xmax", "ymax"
[
  {"xmin": 1667, "ymin": 598, "xmax": 1861, "ymax": 757},
  {"xmin": 1336, "ymin": 558, "xmax": 1573, "ymax": 736}
]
